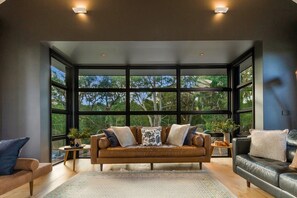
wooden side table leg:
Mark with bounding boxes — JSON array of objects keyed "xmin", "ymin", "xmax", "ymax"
[
  {"xmin": 210, "ymin": 146, "xmax": 214, "ymax": 156},
  {"xmin": 64, "ymin": 151, "xmax": 69, "ymax": 165},
  {"xmin": 73, "ymin": 151, "xmax": 77, "ymax": 171}
]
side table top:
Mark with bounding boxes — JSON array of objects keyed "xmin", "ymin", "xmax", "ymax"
[
  {"xmin": 211, "ymin": 143, "xmax": 232, "ymax": 149},
  {"xmin": 59, "ymin": 144, "xmax": 90, "ymax": 151}
]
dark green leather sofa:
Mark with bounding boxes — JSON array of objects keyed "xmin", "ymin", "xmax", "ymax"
[{"xmin": 233, "ymin": 130, "xmax": 297, "ymax": 198}]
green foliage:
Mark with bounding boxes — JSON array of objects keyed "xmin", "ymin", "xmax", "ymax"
[
  {"xmin": 212, "ymin": 119, "xmax": 240, "ymax": 133},
  {"xmin": 67, "ymin": 128, "xmax": 91, "ymax": 139}
]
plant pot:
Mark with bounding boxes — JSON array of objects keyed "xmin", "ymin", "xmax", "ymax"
[
  {"xmin": 74, "ymin": 138, "xmax": 82, "ymax": 147},
  {"xmin": 223, "ymin": 132, "xmax": 230, "ymax": 145}
]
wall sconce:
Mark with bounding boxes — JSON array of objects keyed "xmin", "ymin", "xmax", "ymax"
[
  {"xmin": 214, "ymin": 6, "xmax": 229, "ymax": 14},
  {"xmin": 73, "ymin": 7, "xmax": 87, "ymax": 14}
]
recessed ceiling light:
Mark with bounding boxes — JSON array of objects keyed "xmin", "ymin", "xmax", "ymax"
[
  {"xmin": 200, "ymin": 53, "xmax": 205, "ymax": 56},
  {"xmin": 101, "ymin": 53, "xmax": 107, "ymax": 57},
  {"xmin": 292, "ymin": 0, "xmax": 297, "ymax": 4},
  {"xmin": 214, "ymin": 6, "xmax": 229, "ymax": 14},
  {"xmin": 0, "ymin": 0, "xmax": 6, "ymax": 4},
  {"xmin": 72, "ymin": 7, "xmax": 87, "ymax": 14}
]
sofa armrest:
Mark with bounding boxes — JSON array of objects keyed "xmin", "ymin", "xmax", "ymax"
[
  {"xmin": 91, "ymin": 133, "xmax": 105, "ymax": 164},
  {"xmin": 14, "ymin": 158, "xmax": 39, "ymax": 171},
  {"xmin": 232, "ymin": 137, "xmax": 251, "ymax": 173},
  {"xmin": 195, "ymin": 132, "xmax": 211, "ymax": 160}
]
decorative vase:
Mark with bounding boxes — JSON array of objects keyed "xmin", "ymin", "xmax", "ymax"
[
  {"xmin": 74, "ymin": 138, "xmax": 82, "ymax": 147},
  {"xmin": 223, "ymin": 132, "xmax": 230, "ymax": 145}
]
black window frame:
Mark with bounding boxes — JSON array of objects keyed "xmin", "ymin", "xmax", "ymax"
[{"xmin": 50, "ymin": 50, "xmax": 74, "ymax": 164}]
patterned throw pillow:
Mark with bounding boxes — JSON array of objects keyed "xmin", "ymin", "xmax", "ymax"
[{"xmin": 141, "ymin": 128, "xmax": 162, "ymax": 146}]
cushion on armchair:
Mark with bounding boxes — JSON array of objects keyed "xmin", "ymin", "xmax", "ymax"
[{"xmin": 0, "ymin": 137, "xmax": 30, "ymax": 175}]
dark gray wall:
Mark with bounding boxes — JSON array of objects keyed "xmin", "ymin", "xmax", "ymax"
[{"xmin": 0, "ymin": 0, "xmax": 297, "ymax": 161}]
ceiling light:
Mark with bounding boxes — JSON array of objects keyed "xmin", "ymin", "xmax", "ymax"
[
  {"xmin": 293, "ymin": 0, "xmax": 297, "ymax": 4},
  {"xmin": 72, "ymin": 7, "xmax": 87, "ymax": 14},
  {"xmin": 0, "ymin": 0, "xmax": 6, "ymax": 4},
  {"xmin": 214, "ymin": 6, "xmax": 229, "ymax": 14},
  {"xmin": 200, "ymin": 53, "xmax": 205, "ymax": 56},
  {"xmin": 100, "ymin": 53, "xmax": 107, "ymax": 57}
]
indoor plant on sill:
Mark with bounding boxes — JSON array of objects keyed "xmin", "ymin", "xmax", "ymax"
[
  {"xmin": 67, "ymin": 128, "xmax": 90, "ymax": 147},
  {"xmin": 213, "ymin": 119, "xmax": 240, "ymax": 145}
]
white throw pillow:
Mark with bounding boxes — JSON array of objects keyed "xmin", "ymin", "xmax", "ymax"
[
  {"xmin": 249, "ymin": 129, "xmax": 289, "ymax": 162},
  {"xmin": 111, "ymin": 126, "xmax": 137, "ymax": 147},
  {"xmin": 141, "ymin": 128, "xmax": 162, "ymax": 146},
  {"xmin": 166, "ymin": 124, "xmax": 190, "ymax": 146}
]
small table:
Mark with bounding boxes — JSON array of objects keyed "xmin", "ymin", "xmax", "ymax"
[
  {"xmin": 59, "ymin": 144, "xmax": 90, "ymax": 171},
  {"xmin": 210, "ymin": 143, "xmax": 233, "ymax": 157}
]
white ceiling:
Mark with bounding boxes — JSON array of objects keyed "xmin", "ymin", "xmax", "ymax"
[{"xmin": 47, "ymin": 41, "xmax": 254, "ymax": 65}]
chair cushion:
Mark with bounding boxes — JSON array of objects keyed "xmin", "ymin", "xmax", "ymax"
[
  {"xmin": 0, "ymin": 137, "xmax": 30, "ymax": 175},
  {"xmin": 279, "ymin": 173, "xmax": 297, "ymax": 197},
  {"xmin": 236, "ymin": 154, "xmax": 294, "ymax": 186},
  {"xmin": 99, "ymin": 145, "xmax": 206, "ymax": 158}
]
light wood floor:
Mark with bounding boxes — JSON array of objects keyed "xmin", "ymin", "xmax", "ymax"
[{"xmin": 1, "ymin": 158, "xmax": 273, "ymax": 198}]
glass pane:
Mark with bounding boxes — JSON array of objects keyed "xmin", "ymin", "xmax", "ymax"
[
  {"xmin": 78, "ymin": 69, "xmax": 125, "ymax": 88},
  {"xmin": 130, "ymin": 92, "xmax": 176, "ymax": 111},
  {"xmin": 240, "ymin": 67, "xmax": 253, "ymax": 84},
  {"xmin": 181, "ymin": 92, "xmax": 228, "ymax": 111},
  {"xmin": 181, "ymin": 69, "xmax": 227, "ymax": 88},
  {"xmin": 130, "ymin": 115, "xmax": 176, "ymax": 127},
  {"xmin": 51, "ymin": 58, "xmax": 66, "ymax": 85},
  {"xmin": 79, "ymin": 92, "xmax": 126, "ymax": 111},
  {"xmin": 240, "ymin": 85, "xmax": 253, "ymax": 109},
  {"xmin": 51, "ymin": 139, "xmax": 66, "ymax": 164},
  {"xmin": 130, "ymin": 69, "xmax": 176, "ymax": 88},
  {"xmin": 181, "ymin": 114, "xmax": 228, "ymax": 132},
  {"xmin": 51, "ymin": 86, "xmax": 66, "ymax": 110},
  {"xmin": 239, "ymin": 112, "xmax": 252, "ymax": 136},
  {"xmin": 52, "ymin": 114, "xmax": 66, "ymax": 136},
  {"xmin": 79, "ymin": 115, "xmax": 126, "ymax": 135}
]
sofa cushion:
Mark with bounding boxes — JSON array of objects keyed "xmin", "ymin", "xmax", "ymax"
[
  {"xmin": 99, "ymin": 145, "xmax": 206, "ymax": 158},
  {"xmin": 236, "ymin": 154, "xmax": 294, "ymax": 186},
  {"xmin": 0, "ymin": 137, "xmax": 30, "ymax": 175},
  {"xmin": 279, "ymin": 173, "xmax": 297, "ymax": 197},
  {"xmin": 183, "ymin": 126, "xmax": 197, "ymax": 146},
  {"xmin": 166, "ymin": 124, "xmax": 190, "ymax": 146},
  {"xmin": 287, "ymin": 129, "xmax": 297, "ymax": 162},
  {"xmin": 249, "ymin": 129, "xmax": 288, "ymax": 162},
  {"xmin": 103, "ymin": 129, "xmax": 120, "ymax": 147},
  {"xmin": 141, "ymin": 128, "xmax": 162, "ymax": 146},
  {"xmin": 111, "ymin": 126, "xmax": 137, "ymax": 147}
]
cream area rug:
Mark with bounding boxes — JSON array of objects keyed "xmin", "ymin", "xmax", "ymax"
[{"xmin": 45, "ymin": 170, "xmax": 235, "ymax": 198}]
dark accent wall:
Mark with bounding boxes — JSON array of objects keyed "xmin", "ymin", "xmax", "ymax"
[{"xmin": 0, "ymin": 0, "xmax": 297, "ymax": 161}]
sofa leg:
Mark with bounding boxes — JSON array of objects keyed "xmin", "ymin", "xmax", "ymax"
[
  {"xmin": 150, "ymin": 163, "xmax": 153, "ymax": 170},
  {"xmin": 29, "ymin": 181, "xmax": 33, "ymax": 196},
  {"xmin": 100, "ymin": 164, "xmax": 103, "ymax": 171},
  {"xmin": 199, "ymin": 162, "xmax": 202, "ymax": 170},
  {"xmin": 247, "ymin": 181, "xmax": 251, "ymax": 188}
]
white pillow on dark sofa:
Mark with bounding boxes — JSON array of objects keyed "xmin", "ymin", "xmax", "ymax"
[{"xmin": 249, "ymin": 129, "xmax": 288, "ymax": 162}]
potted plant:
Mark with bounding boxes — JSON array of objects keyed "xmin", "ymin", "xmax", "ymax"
[
  {"xmin": 212, "ymin": 119, "xmax": 240, "ymax": 145},
  {"xmin": 67, "ymin": 128, "xmax": 90, "ymax": 147}
]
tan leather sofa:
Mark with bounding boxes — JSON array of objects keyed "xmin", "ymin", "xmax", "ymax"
[
  {"xmin": 91, "ymin": 127, "xmax": 211, "ymax": 171},
  {"xmin": 0, "ymin": 158, "xmax": 52, "ymax": 196}
]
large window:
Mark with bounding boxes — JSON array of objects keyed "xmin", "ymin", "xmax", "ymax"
[
  {"xmin": 76, "ymin": 67, "xmax": 230, "ymax": 133},
  {"xmin": 233, "ymin": 54, "xmax": 254, "ymax": 136},
  {"xmin": 50, "ymin": 55, "xmax": 72, "ymax": 164}
]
